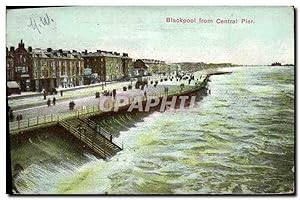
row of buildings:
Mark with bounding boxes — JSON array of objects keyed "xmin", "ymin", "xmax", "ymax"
[
  {"xmin": 141, "ymin": 59, "xmax": 170, "ymax": 75},
  {"xmin": 7, "ymin": 40, "xmax": 168, "ymax": 93}
]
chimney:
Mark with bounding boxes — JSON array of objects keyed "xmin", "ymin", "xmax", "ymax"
[
  {"xmin": 10, "ymin": 46, "xmax": 15, "ymax": 52},
  {"xmin": 28, "ymin": 46, "xmax": 32, "ymax": 52},
  {"xmin": 85, "ymin": 49, "xmax": 87, "ymax": 54},
  {"xmin": 18, "ymin": 39, "xmax": 24, "ymax": 48},
  {"xmin": 47, "ymin": 48, "xmax": 52, "ymax": 52}
]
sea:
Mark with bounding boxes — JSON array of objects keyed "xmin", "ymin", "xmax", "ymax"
[{"xmin": 12, "ymin": 66, "xmax": 295, "ymax": 194}]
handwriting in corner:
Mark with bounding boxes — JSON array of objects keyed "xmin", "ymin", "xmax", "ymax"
[{"xmin": 28, "ymin": 13, "xmax": 55, "ymax": 34}]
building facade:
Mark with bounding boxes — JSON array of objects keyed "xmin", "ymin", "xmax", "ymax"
[
  {"xmin": 127, "ymin": 58, "xmax": 134, "ymax": 78},
  {"xmin": 31, "ymin": 48, "xmax": 84, "ymax": 91},
  {"xmin": 6, "ymin": 47, "xmax": 15, "ymax": 81},
  {"xmin": 82, "ymin": 50, "xmax": 130, "ymax": 82},
  {"xmin": 105, "ymin": 52, "xmax": 123, "ymax": 81},
  {"xmin": 133, "ymin": 59, "xmax": 148, "ymax": 76},
  {"xmin": 11, "ymin": 40, "xmax": 33, "ymax": 91},
  {"xmin": 142, "ymin": 59, "xmax": 169, "ymax": 75},
  {"xmin": 82, "ymin": 50, "xmax": 106, "ymax": 84},
  {"xmin": 6, "ymin": 40, "xmax": 132, "ymax": 92}
]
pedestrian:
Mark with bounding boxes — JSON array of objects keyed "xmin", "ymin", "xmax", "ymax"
[
  {"xmin": 16, "ymin": 114, "xmax": 22, "ymax": 121},
  {"xmin": 144, "ymin": 91, "xmax": 147, "ymax": 100},
  {"xmin": 9, "ymin": 109, "xmax": 14, "ymax": 122},
  {"xmin": 47, "ymin": 99, "xmax": 51, "ymax": 107},
  {"xmin": 69, "ymin": 101, "xmax": 74, "ymax": 110},
  {"xmin": 60, "ymin": 90, "xmax": 63, "ymax": 97},
  {"xmin": 52, "ymin": 97, "xmax": 56, "ymax": 105},
  {"xmin": 71, "ymin": 101, "xmax": 75, "ymax": 110},
  {"xmin": 180, "ymin": 84, "xmax": 184, "ymax": 92},
  {"xmin": 43, "ymin": 90, "xmax": 47, "ymax": 100},
  {"xmin": 112, "ymin": 89, "xmax": 116, "ymax": 99},
  {"xmin": 164, "ymin": 87, "xmax": 168, "ymax": 95}
]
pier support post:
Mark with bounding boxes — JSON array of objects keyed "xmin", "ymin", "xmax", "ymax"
[
  {"xmin": 28, "ymin": 118, "xmax": 29, "ymax": 127},
  {"xmin": 18, "ymin": 120, "xmax": 20, "ymax": 129},
  {"xmin": 37, "ymin": 116, "xmax": 39, "ymax": 125}
]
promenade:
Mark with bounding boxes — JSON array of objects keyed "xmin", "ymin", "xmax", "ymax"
[
  {"xmin": 8, "ymin": 75, "xmax": 169, "ymax": 110},
  {"xmin": 9, "ymin": 73, "xmax": 208, "ymax": 133}
]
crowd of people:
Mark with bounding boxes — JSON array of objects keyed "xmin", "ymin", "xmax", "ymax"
[{"xmin": 47, "ymin": 97, "xmax": 56, "ymax": 107}]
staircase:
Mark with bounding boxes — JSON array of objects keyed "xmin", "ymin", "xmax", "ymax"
[{"xmin": 59, "ymin": 117, "xmax": 122, "ymax": 159}]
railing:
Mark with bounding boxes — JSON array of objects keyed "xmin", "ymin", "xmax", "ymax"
[
  {"xmin": 9, "ymin": 114, "xmax": 59, "ymax": 131},
  {"xmin": 9, "ymin": 105, "xmax": 101, "ymax": 132},
  {"xmin": 59, "ymin": 120, "xmax": 108, "ymax": 158},
  {"xmin": 75, "ymin": 105, "xmax": 100, "ymax": 117},
  {"xmin": 79, "ymin": 117, "xmax": 123, "ymax": 150}
]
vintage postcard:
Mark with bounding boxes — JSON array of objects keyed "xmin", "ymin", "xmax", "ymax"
[{"xmin": 6, "ymin": 6, "xmax": 295, "ymax": 195}]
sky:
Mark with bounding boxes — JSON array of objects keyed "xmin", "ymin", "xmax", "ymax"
[{"xmin": 6, "ymin": 6, "xmax": 294, "ymax": 65}]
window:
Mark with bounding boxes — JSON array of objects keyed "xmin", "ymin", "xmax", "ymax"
[
  {"xmin": 68, "ymin": 65, "xmax": 71, "ymax": 75},
  {"xmin": 16, "ymin": 66, "xmax": 22, "ymax": 73},
  {"xmin": 56, "ymin": 67, "xmax": 60, "ymax": 76},
  {"xmin": 62, "ymin": 66, "xmax": 65, "ymax": 75}
]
